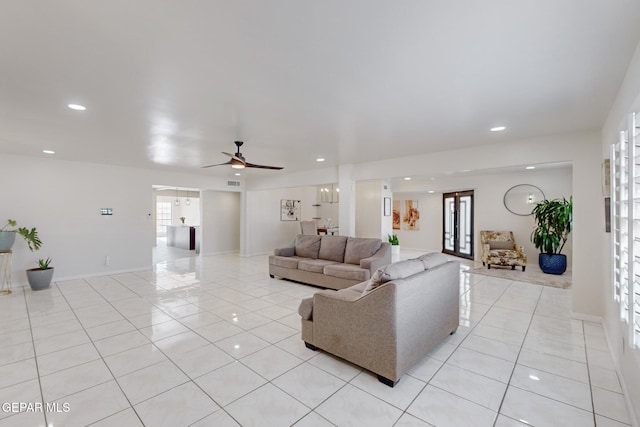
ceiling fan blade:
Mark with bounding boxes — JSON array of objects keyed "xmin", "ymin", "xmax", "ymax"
[
  {"xmin": 221, "ymin": 152, "xmax": 244, "ymax": 162},
  {"xmin": 245, "ymin": 162, "xmax": 284, "ymax": 170},
  {"xmin": 201, "ymin": 160, "xmax": 232, "ymax": 168}
]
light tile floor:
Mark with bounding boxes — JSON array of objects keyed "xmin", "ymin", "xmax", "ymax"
[{"xmin": 0, "ymin": 252, "xmax": 632, "ymax": 426}]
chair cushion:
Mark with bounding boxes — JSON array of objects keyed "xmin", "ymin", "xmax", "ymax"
[
  {"xmin": 298, "ymin": 297, "xmax": 313, "ymax": 320},
  {"xmin": 489, "ymin": 240, "xmax": 515, "ymax": 250},
  {"xmin": 417, "ymin": 253, "xmax": 449, "ymax": 270},
  {"xmin": 298, "ymin": 259, "xmax": 338, "ymax": 273},
  {"xmin": 270, "ymin": 255, "xmax": 304, "ymax": 269},
  {"xmin": 323, "ymin": 264, "xmax": 370, "ymax": 282},
  {"xmin": 295, "ymin": 235, "xmax": 321, "ymax": 259},
  {"xmin": 319, "ymin": 235, "xmax": 348, "ymax": 262},
  {"xmin": 344, "ymin": 238, "xmax": 382, "ymax": 265}
]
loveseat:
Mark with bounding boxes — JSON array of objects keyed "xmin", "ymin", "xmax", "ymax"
[
  {"xmin": 298, "ymin": 253, "xmax": 460, "ymax": 387},
  {"xmin": 268, "ymin": 235, "xmax": 391, "ymax": 290}
]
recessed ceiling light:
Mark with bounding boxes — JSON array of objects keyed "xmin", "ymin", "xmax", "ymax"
[
  {"xmin": 234, "ymin": 173, "xmax": 241, "ymax": 176},
  {"xmin": 428, "ymin": 190, "xmax": 435, "ymax": 194},
  {"xmin": 42, "ymin": 150, "xmax": 55, "ymax": 154},
  {"xmin": 490, "ymin": 126, "xmax": 506, "ymax": 132},
  {"xmin": 526, "ymin": 166, "xmax": 536, "ymax": 170},
  {"xmin": 316, "ymin": 158, "xmax": 325, "ymax": 162},
  {"xmin": 68, "ymin": 104, "xmax": 86, "ymax": 111},
  {"xmin": 404, "ymin": 177, "xmax": 412, "ymax": 181}
]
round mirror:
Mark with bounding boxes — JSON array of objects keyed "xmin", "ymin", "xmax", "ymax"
[{"xmin": 503, "ymin": 184, "xmax": 545, "ymax": 216}]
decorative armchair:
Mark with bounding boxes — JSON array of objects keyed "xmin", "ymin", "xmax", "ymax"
[{"xmin": 480, "ymin": 230, "xmax": 527, "ymax": 271}]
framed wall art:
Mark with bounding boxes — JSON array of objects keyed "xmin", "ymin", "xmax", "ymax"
[{"xmin": 281, "ymin": 199, "xmax": 301, "ymax": 221}]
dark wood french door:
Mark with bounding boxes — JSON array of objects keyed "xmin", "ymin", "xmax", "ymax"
[{"xmin": 442, "ymin": 190, "xmax": 474, "ymax": 259}]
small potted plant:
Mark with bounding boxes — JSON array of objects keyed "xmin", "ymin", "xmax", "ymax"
[
  {"xmin": 531, "ymin": 197, "xmax": 572, "ymax": 274},
  {"xmin": 0, "ymin": 219, "xmax": 42, "ymax": 252},
  {"xmin": 180, "ymin": 216, "xmax": 186, "ymax": 225},
  {"xmin": 388, "ymin": 233, "xmax": 400, "ymax": 255},
  {"xmin": 26, "ymin": 257, "xmax": 54, "ymax": 290}
]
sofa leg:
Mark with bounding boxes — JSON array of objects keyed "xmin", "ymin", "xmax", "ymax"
[
  {"xmin": 450, "ymin": 328, "xmax": 457, "ymax": 335},
  {"xmin": 377, "ymin": 375, "xmax": 399, "ymax": 388},
  {"xmin": 269, "ymin": 274, "xmax": 275, "ymax": 278},
  {"xmin": 487, "ymin": 264, "xmax": 491, "ymax": 269},
  {"xmin": 511, "ymin": 265, "xmax": 515, "ymax": 270},
  {"xmin": 522, "ymin": 266, "xmax": 526, "ymax": 272},
  {"xmin": 482, "ymin": 261, "xmax": 485, "ymax": 266},
  {"xmin": 304, "ymin": 342, "xmax": 317, "ymax": 351}
]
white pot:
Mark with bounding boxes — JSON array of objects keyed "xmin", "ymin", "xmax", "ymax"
[{"xmin": 391, "ymin": 245, "xmax": 400, "ymax": 255}]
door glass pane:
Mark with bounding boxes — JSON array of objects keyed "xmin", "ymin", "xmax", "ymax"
[
  {"xmin": 459, "ymin": 196, "xmax": 472, "ymax": 255},
  {"xmin": 444, "ymin": 197, "xmax": 455, "ymax": 251}
]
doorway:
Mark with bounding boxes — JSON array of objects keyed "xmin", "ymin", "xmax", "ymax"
[{"xmin": 443, "ymin": 190, "xmax": 474, "ymax": 259}]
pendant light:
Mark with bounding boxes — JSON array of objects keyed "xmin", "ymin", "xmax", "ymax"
[
  {"xmin": 185, "ymin": 189, "xmax": 191, "ymax": 206},
  {"xmin": 174, "ymin": 188, "xmax": 180, "ymax": 206}
]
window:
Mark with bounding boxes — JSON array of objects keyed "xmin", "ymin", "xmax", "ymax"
[
  {"xmin": 611, "ymin": 111, "xmax": 640, "ymax": 348},
  {"xmin": 156, "ymin": 202, "xmax": 172, "ymax": 237}
]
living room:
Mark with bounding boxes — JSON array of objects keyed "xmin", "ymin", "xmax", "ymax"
[{"xmin": 1, "ymin": 2, "xmax": 640, "ymax": 426}]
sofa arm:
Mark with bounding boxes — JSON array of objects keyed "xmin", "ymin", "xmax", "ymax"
[
  {"xmin": 274, "ymin": 246, "xmax": 295, "ymax": 257},
  {"xmin": 360, "ymin": 242, "xmax": 391, "ymax": 273},
  {"xmin": 514, "ymin": 244, "xmax": 525, "ymax": 254}
]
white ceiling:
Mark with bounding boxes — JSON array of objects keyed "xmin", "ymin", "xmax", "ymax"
[{"xmin": 1, "ymin": 1, "xmax": 639, "ymax": 177}]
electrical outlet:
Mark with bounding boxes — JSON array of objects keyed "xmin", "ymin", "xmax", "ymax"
[{"xmin": 105, "ymin": 256, "xmax": 110, "ymax": 267}]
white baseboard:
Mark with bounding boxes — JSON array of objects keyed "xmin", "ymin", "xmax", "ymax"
[{"xmin": 570, "ymin": 311, "xmax": 603, "ymax": 323}]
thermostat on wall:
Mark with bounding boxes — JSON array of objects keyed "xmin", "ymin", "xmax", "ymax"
[{"xmin": 100, "ymin": 208, "xmax": 113, "ymax": 215}]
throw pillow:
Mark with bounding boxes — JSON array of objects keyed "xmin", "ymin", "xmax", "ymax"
[
  {"xmin": 489, "ymin": 240, "xmax": 515, "ymax": 250},
  {"xmin": 361, "ymin": 267, "xmax": 386, "ymax": 294}
]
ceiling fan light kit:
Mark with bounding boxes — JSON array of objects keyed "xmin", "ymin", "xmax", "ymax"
[{"xmin": 202, "ymin": 141, "xmax": 283, "ymax": 170}]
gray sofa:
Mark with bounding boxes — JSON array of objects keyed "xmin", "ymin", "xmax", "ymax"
[
  {"xmin": 269, "ymin": 235, "xmax": 391, "ymax": 290},
  {"xmin": 298, "ymin": 253, "xmax": 459, "ymax": 387}
]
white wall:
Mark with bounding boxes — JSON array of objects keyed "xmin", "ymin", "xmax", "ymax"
[
  {"xmin": 243, "ymin": 186, "xmax": 317, "ymax": 256},
  {"xmin": 601, "ymin": 39, "xmax": 640, "ymax": 426},
  {"xmin": 355, "ymin": 180, "xmax": 387, "ymax": 239},
  {"xmin": 200, "ymin": 191, "xmax": 240, "ymax": 255},
  {"xmin": 0, "ymin": 153, "xmax": 238, "ymax": 283},
  {"xmin": 393, "ymin": 167, "xmax": 573, "ymax": 266}
]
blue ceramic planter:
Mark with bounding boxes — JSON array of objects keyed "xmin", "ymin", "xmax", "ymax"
[{"xmin": 538, "ymin": 253, "xmax": 567, "ymax": 275}]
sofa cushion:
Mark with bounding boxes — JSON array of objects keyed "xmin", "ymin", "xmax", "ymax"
[
  {"xmin": 417, "ymin": 253, "xmax": 450, "ymax": 270},
  {"xmin": 380, "ymin": 259, "xmax": 425, "ymax": 282},
  {"xmin": 270, "ymin": 255, "xmax": 304, "ymax": 269},
  {"xmin": 319, "ymin": 235, "xmax": 348, "ymax": 262},
  {"xmin": 323, "ymin": 264, "xmax": 370, "ymax": 282},
  {"xmin": 295, "ymin": 235, "xmax": 322, "ymax": 259},
  {"xmin": 489, "ymin": 240, "xmax": 515, "ymax": 250},
  {"xmin": 298, "ymin": 259, "xmax": 339, "ymax": 273},
  {"xmin": 344, "ymin": 238, "xmax": 382, "ymax": 265},
  {"xmin": 298, "ymin": 297, "xmax": 313, "ymax": 320}
]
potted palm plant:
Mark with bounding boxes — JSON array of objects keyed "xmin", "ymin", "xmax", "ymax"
[
  {"xmin": 26, "ymin": 257, "xmax": 54, "ymax": 290},
  {"xmin": 0, "ymin": 219, "xmax": 42, "ymax": 252},
  {"xmin": 388, "ymin": 233, "xmax": 400, "ymax": 255},
  {"xmin": 531, "ymin": 197, "xmax": 572, "ymax": 274}
]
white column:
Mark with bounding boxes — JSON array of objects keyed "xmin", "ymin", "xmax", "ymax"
[{"xmin": 338, "ymin": 164, "xmax": 356, "ymax": 236}]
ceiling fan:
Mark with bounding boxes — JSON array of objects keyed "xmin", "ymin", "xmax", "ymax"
[{"xmin": 201, "ymin": 141, "xmax": 284, "ymax": 170}]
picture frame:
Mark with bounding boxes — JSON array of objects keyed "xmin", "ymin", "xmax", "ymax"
[
  {"xmin": 281, "ymin": 199, "xmax": 301, "ymax": 221},
  {"xmin": 384, "ymin": 197, "xmax": 391, "ymax": 216}
]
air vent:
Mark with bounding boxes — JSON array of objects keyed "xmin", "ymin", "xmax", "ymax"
[{"xmin": 227, "ymin": 180, "xmax": 241, "ymax": 187}]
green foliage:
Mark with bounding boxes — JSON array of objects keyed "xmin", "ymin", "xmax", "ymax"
[
  {"xmin": 388, "ymin": 233, "xmax": 399, "ymax": 245},
  {"xmin": 37, "ymin": 257, "xmax": 52, "ymax": 269},
  {"xmin": 530, "ymin": 197, "xmax": 573, "ymax": 255},
  {"xmin": 1, "ymin": 219, "xmax": 42, "ymax": 251}
]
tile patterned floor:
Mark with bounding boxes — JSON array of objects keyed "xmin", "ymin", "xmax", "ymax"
[{"xmin": 0, "ymin": 252, "xmax": 632, "ymax": 426}]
